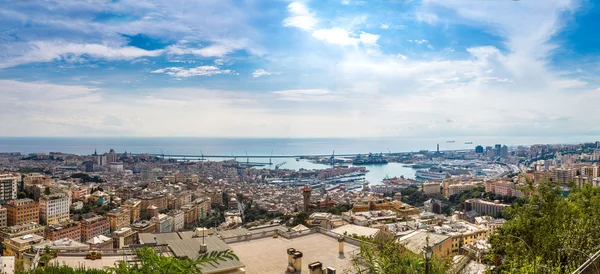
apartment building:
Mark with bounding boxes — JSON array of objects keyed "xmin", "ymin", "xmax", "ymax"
[
  {"xmin": 80, "ymin": 216, "xmax": 110, "ymax": 241},
  {"xmin": 464, "ymin": 199, "xmax": 510, "ymax": 218},
  {"xmin": 106, "ymin": 207, "xmax": 131, "ymax": 232},
  {"xmin": 0, "ymin": 206, "xmax": 7, "ymax": 228},
  {"xmin": 122, "ymin": 198, "xmax": 141, "ymax": 223},
  {"xmin": 39, "ymin": 194, "xmax": 70, "ymax": 225},
  {"xmin": 6, "ymin": 199, "xmax": 39, "ymax": 226},
  {"xmin": 0, "ymin": 174, "xmax": 18, "ymax": 201},
  {"xmin": 44, "ymin": 221, "xmax": 81, "ymax": 242}
]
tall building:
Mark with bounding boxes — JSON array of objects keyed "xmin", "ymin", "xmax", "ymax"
[
  {"xmin": 80, "ymin": 216, "xmax": 110, "ymax": 241},
  {"xmin": 0, "ymin": 174, "xmax": 19, "ymax": 201},
  {"xmin": 494, "ymin": 144, "xmax": 502, "ymax": 157},
  {"xmin": 501, "ymin": 145, "xmax": 509, "ymax": 158},
  {"xmin": 107, "ymin": 149, "xmax": 118, "ymax": 163},
  {"xmin": 84, "ymin": 161, "xmax": 94, "ymax": 172},
  {"xmin": 6, "ymin": 199, "xmax": 39, "ymax": 226},
  {"xmin": 106, "ymin": 207, "xmax": 130, "ymax": 232},
  {"xmin": 475, "ymin": 145, "xmax": 484, "ymax": 154},
  {"xmin": 302, "ymin": 186, "xmax": 312, "ymax": 212},
  {"xmin": 39, "ymin": 194, "xmax": 70, "ymax": 225}
]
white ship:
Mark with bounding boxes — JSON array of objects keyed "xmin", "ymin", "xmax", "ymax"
[{"xmin": 415, "ymin": 170, "xmax": 448, "ymax": 180}]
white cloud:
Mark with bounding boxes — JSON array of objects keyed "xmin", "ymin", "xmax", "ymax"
[
  {"xmin": 272, "ymin": 89, "xmax": 338, "ymax": 101},
  {"xmin": 282, "ymin": 2, "xmax": 318, "ymax": 30},
  {"xmin": 409, "ymin": 39, "xmax": 429, "ymax": 44},
  {"xmin": 0, "ymin": 41, "xmax": 163, "ymax": 69},
  {"xmin": 166, "ymin": 39, "xmax": 249, "ymax": 58},
  {"xmin": 252, "ymin": 69, "xmax": 272, "ymax": 78},
  {"xmin": 151, "ymin": 66, "xmax": 235, "ymax": 77},
  {"xmin": 312, "ymin": 28, "xmax": 379, "ymax": 46},
  {"xmin": 341, "ymin": 0, "xmax": 351, "ymax": 4},
  {"xmin": 396, "ymin": 54, "xmax": 407, "ymax": 60},
  {"xmin": 380, "ymin": 24, "xmax": 389, "ymax": 29},
  {"xmin": 416, "ymin": 12, "xmax": 439, "ymax": 24}
]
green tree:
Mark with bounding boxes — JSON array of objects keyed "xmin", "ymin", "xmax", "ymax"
[
  {"xmin": 488, "ymin": 181, "xmax": 600, "ymax": 273},
  {"xmin": 17, "ymin": 191, "xmax": 27, "ymax": 199},
  {"xmin": 108, "ymin": 246, "xmax": 238, "ymax": 274},
  {"xmin": 44, "ymin": 187, "xmax": 51, "ymax": 196},
  {"xmin": 352, "ymin": 240, "xmax": 449, "ymax": 274}
]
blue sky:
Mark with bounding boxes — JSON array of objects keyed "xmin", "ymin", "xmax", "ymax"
[{"xmin": 1, "ymin": 0, "xmax": 599, "ymax": 140}]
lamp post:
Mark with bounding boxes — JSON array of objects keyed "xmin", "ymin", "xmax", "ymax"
[
  {"xmin": 506, "ymin": 235, "xmax": 536, "ymax": 274},
  {"xmin": 423, "ymin": 244, "xmax": 433, "ymax": 274},
  {"xmin": 559, "ymin": 247, "xmax": 599, "ymax": 273}
]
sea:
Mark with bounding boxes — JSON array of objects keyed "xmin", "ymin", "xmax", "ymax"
[{"xmin": 0, "ymin": 136, "xmax": 588, "ymax": 185}]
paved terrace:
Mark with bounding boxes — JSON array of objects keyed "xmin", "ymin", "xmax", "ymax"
[{"xmin": 229, "ymin": 233, "xmax": 358, "ymax": 274}]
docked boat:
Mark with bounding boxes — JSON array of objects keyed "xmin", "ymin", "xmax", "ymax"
[{"xmin": 415, "ymin": 169, "xmax": 448, "ymax": 180}]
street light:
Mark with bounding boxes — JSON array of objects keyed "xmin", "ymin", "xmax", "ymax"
[
  {"xmin": 423, "ymin": 244, "xmax": 433, "ymax": 274},
  {"xmin": 506, "ymin": 235, "xmax": 536, "ymax": 274},
  {"xmin": 559, "ymin": 247, "xmax": 599, "ymax": 273}
]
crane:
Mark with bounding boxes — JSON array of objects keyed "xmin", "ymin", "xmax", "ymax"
[
  {"xmin": 269, "ymin": 150, "xmax": 273, "ymax": 165},
  {"xmin": 330, "ymin": 150, "xmax": 335, "ymax": 166},
  {"xmin": 275, "ymin": 161, "xmax": 286, "ymax": 170}
]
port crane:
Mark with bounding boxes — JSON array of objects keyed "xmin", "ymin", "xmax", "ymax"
[
  {"xmin": 330, "ymin": 150, "xmax": 335, "ymax": 166},
  {"xmin": 275, "ymin": 162, "xmax": 286, "ymax": 170}
]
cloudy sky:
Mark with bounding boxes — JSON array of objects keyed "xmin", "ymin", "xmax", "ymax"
[{"xmin": 1, "ymin": 0, "xmax": 599, "ymax": 140}]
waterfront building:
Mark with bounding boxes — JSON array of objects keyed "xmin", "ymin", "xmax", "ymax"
[
  {"xmin": 422, "ymin": 182, "xmax": 441, "ymax": 196},
  {"xmin": 6, "ymin": 199, "xmax": 39, "ymax": 226},
  {"xmin": 39, "ymin": 194, "xmax": 70, "ymax": 225}
]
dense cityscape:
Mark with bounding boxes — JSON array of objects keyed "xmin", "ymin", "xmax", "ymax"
[{"xmin": 0, "ymin": 141, "xmax": 598, "ymax": 273}]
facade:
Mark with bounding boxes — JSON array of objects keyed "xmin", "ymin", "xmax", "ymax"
[
  {"xmin": 112, "ymin": 227, "xmax": 137, "ymax": 249},
  {"xmin": 206, "ymin": 189, "xmax": 223, "ymax": 206},
  {"xmin": 122, "ymin": 198, "xmax": 141, "ymax": 223},
  {"xmin": 130, "ymin": 220, "xmax": 156, "ymax": 234},
  {"xmin": 166, "ymin": 210, "xmax": 184, "ymax": 232},
  {"xmin": 0, "ymin": 207, "xmax": 7, "ymax": 228},
  {"xmin": 153, "ymin": 214, "xmax": 173, "ymax": 233},
  {"xmin": 139, "ymin": 195, "xmax": 168, "ymax": 213},
  {"xmin": 39, "ymin": 194, "xmax": 70, "ymax": 225},
  {"xmin": 0, "ymin": 174, "xmax": 18, "ymax": 202},
  {"xmin": 0, "ymin": 223, "xmax": 45, "ymax": 244},
  {"xmin": 2, "ymin": 234, "xmax": 44, "ymax": 264},
  {"xmin": 44, "ymin": 221, "xmax": 81, "ymax": 242},
  {"xmin": 446, "ymin": 182, "xmax": 480, "ymax": 197},
  {"xmin": 106, "ymin": 207, "xmax": 131, "ymax": 232},
  {"xmin": 485, "ymin": 180, "xmax": 516, "ymax": 197},
  {"xmin": 6, "ymin": 199, "xmax": 39, "ymax": 226},
  {"xmin": 86, "ymin": 235, "xmax": 113, "ymax": 250},
  {"xmin": 422, "ymin": 182, "xmax": 441, "ymax": 196},
  {"xmin": 110, "ymin": 162, "xmax": 124, "ymax": 172},
  {"xmin": 464, "ymin": 199, "xmax": 510, "ymax": 217},
  {"xmin": 168, "ymin": 191, "xmax": 191, "ymax": 210},
  {"xmin": 553, "ymin": 168, "xmax": 576, "ymax": 184},
  {"xmin": 80, "ymin": 216, "xmax": 110, "ymax": 241},
  {"xmin": 181, "ymin": 203, "xmax": 199, "ymax": 227}
]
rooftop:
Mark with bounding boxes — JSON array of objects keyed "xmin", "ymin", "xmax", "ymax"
[
  {"xmin": 330, "ymin": 224, "xmax": 380, "ymax": 238},
  {"xmin": 229, "ymin": 233, "xmax": 358, "ymax": 273},
  {"xmin": 398, "ymin": 230, "xmax": 451, "ymax": 255}
]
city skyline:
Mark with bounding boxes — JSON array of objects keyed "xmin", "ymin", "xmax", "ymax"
[{"xmin": 2, "ymin": 0, "xmax": 600, "ymax": 138}]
